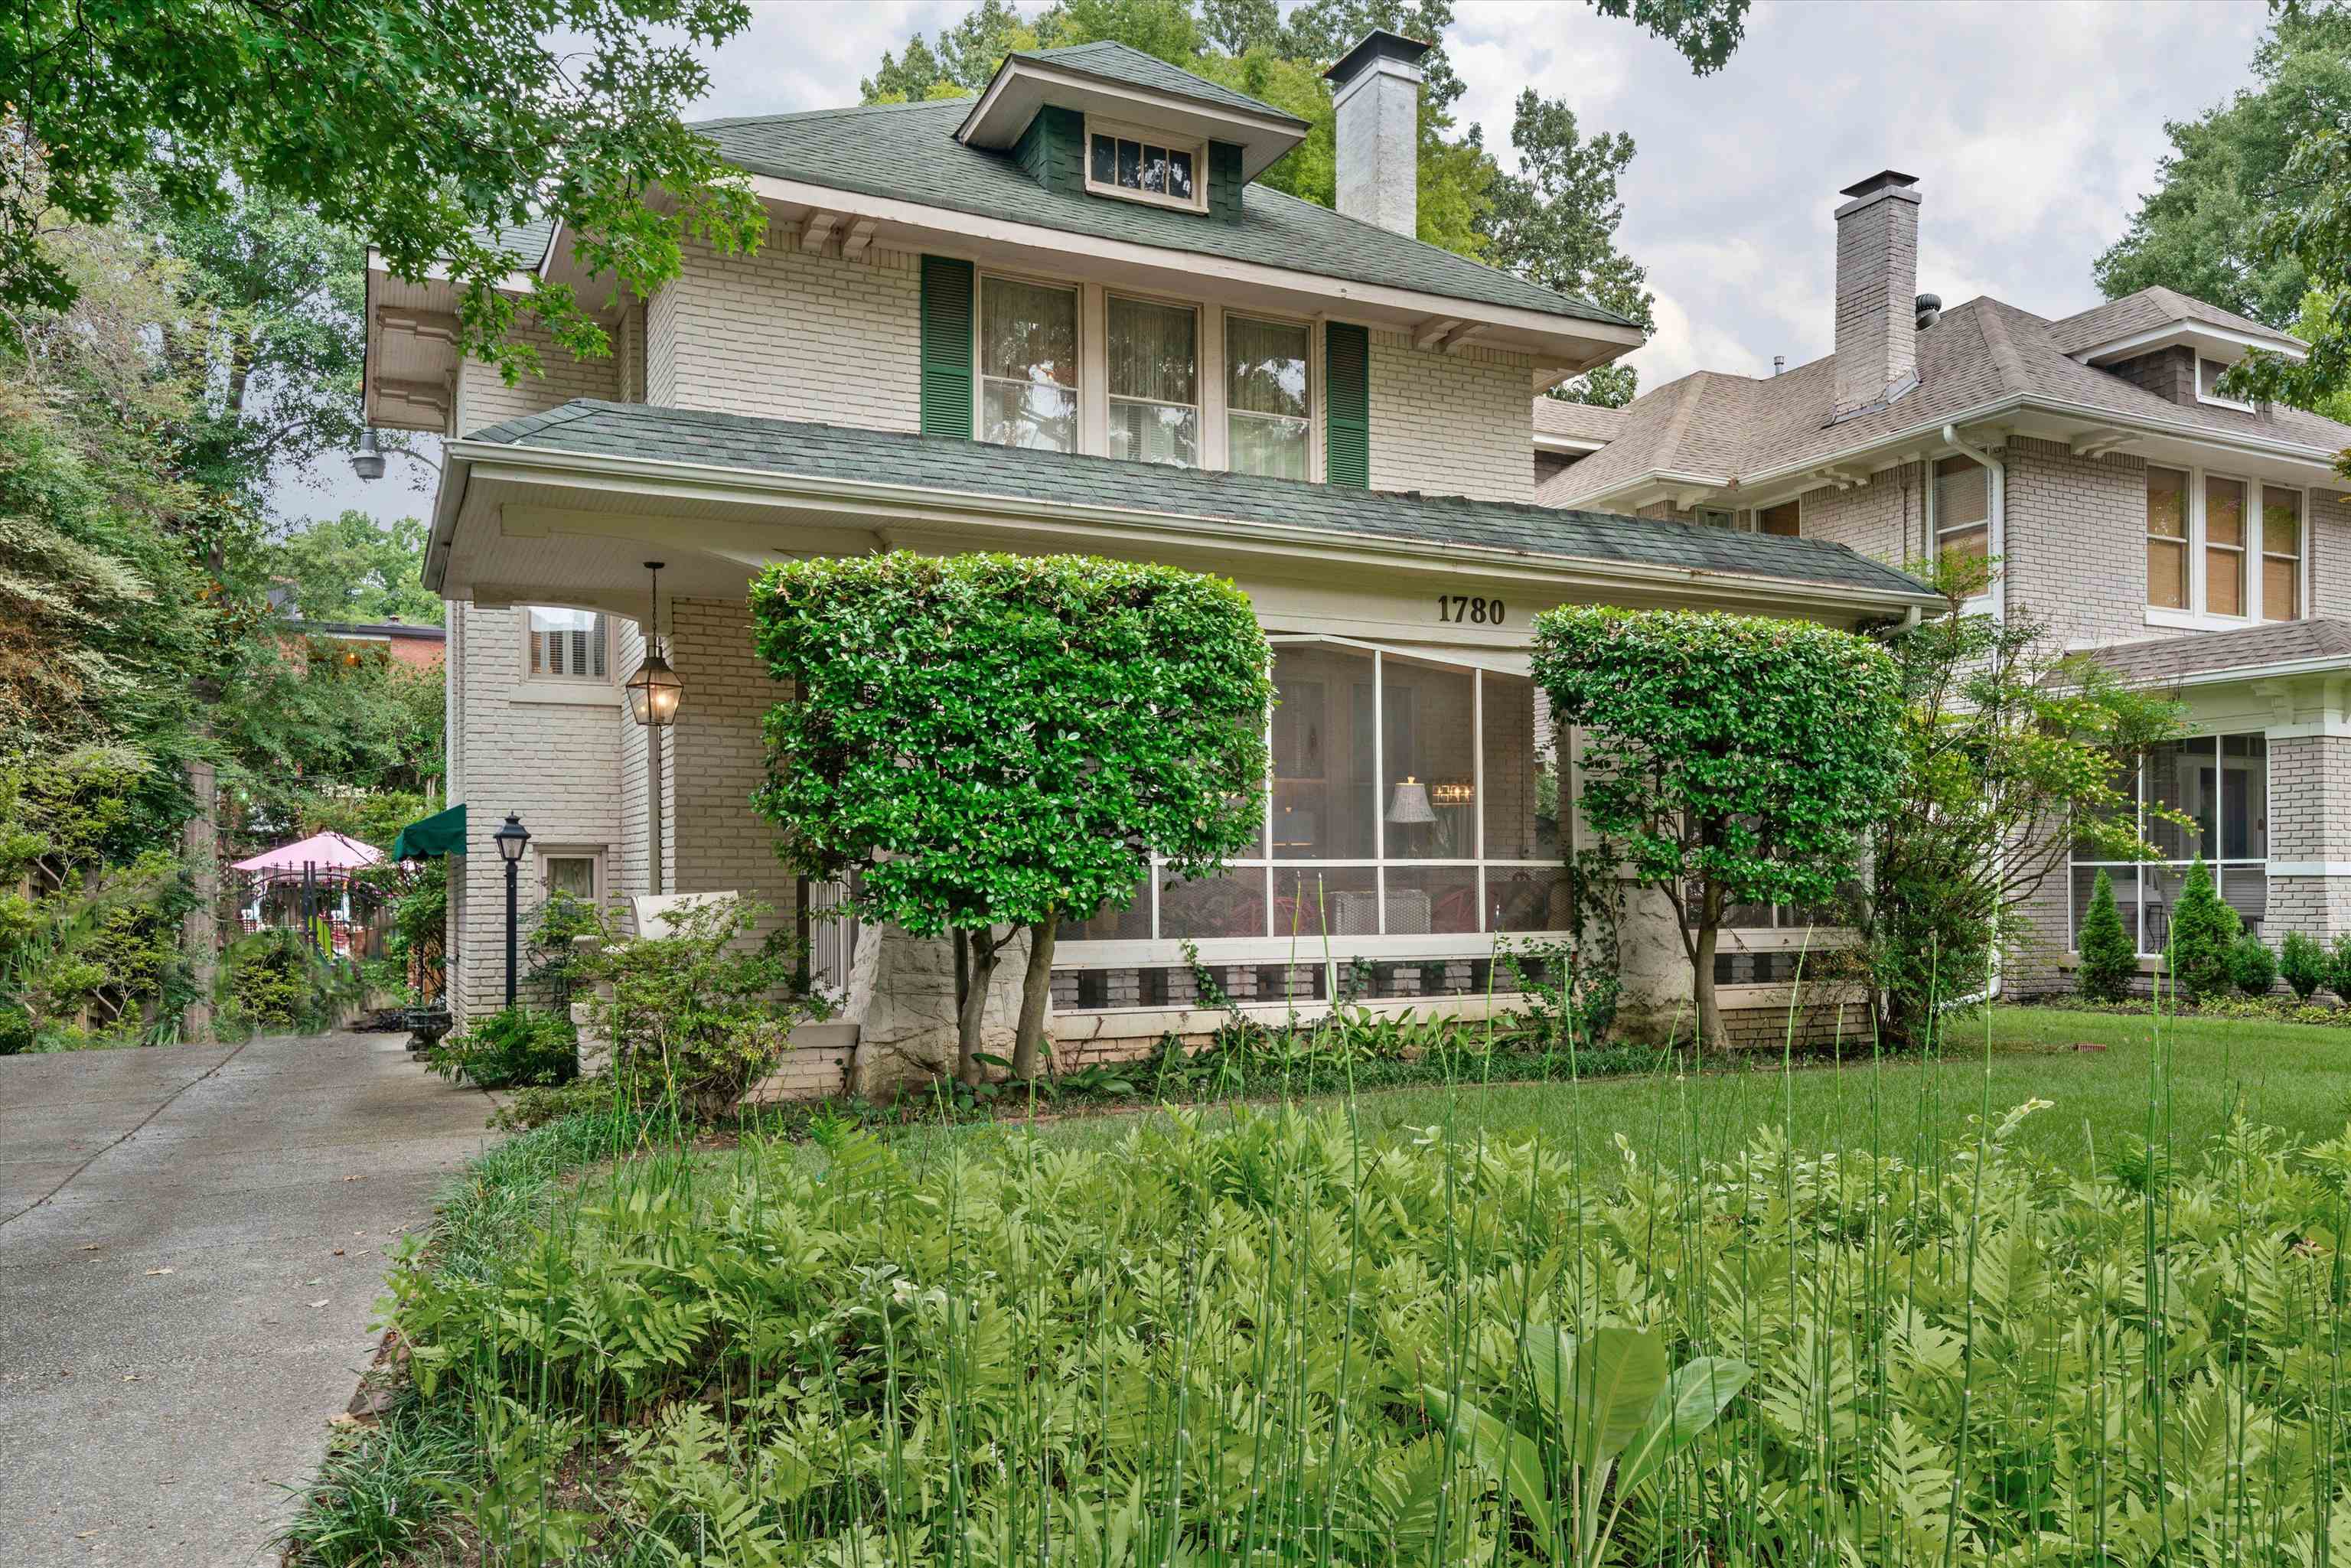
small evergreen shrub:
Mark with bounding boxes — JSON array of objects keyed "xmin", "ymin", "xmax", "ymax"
[
  {"xmin": 2328, "ymin": 934, "xmax": 2351, "ymax": 1003},
  {"xmin": 2229, "ymin": 932, "xmax": 2278, "ymax": 998},
  {"xmin": 2075, "ymin": 870, "xmax": 2137, "ymax": 1003},
  {"xmin": 2164, "ymin": 859, "xmax": 2240, "ymax": 1003},
  {"xmin": 2279, "ymin": 930, "xmax": 2329, "ymax": 1002},
  {"xmin": 429, "ymin": 1006, "xmax": 577, "ymax": 1089}
]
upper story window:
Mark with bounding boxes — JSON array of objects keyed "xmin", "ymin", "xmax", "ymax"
[
  {"xmin": 525, "ymin": 607, "xmax": 608, "ymax": 682},
  {"xmin": 1227, "ymin": 314, "xmax": 1310, "ymax": 480},
  {"xmin": 1087, "ymin": 118, "xmax": 1204, "ymax": 212},
  {"xmin": 1108, "ymin": 295, "xmax": 1199, "ymax": 467},
  {"xmin": 2145, "ymin": 465, "xmax": 2304, "ymax": 623},
  {"xmin": 1933, "ymin": 455, "xmax": 1989, "ymax": 565},
  {"xmin": 2196, "ymin": 357, "xmax": 2255, "ymax": 412},
  {"xmin": 1757, "ymin": 500, "xmax": 1800, "ymax": 536},
  {"xmin": 979, "ymin": 275, "xmax": 1079, "ymax": 453}
]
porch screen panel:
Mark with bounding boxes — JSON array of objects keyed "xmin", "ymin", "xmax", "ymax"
[
  {"xmin": 1325, "ymin": 322, "xmax": 1369, "ymax": 488},
  {"xmin": 1270, "ymin": 644, "xmax": 1375, "ymax": 859},
  {"xmin": 918, "ymin": 255, "xmax": 975, "ymax": 438},
  {"xmin": 1480, "ymin": 673, "xmax": 1557, "ymax": 861}
]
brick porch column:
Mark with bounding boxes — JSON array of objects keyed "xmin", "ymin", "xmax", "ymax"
[{"xmin": 2263, "ymin": 733, "xmax": 2351, "ymax": 941}]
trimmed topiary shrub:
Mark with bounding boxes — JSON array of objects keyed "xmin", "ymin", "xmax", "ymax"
[
  {"xmin": 2280, "ymin": 930, "xmax": 2328, "ymax": 1002},
  {"xmin": 2076, "ymin": 870, "xmax": 2136, "ymax": 1003},
  {"xmin": 2328, "ymin": 934, "xmax": 2351, "ymax": 1004},
  {"xmin": 2164, "ymin": 859, "xmax": 2241, "ymax": 1003},
  {"xmin": 2229, "ymin": 933, "xmax": 2278, "ymax": 998}
]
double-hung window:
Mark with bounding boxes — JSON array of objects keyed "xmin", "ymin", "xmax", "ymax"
[
  {"xmin": 526, "ymin": 608, "xmax": 608, "ymax": 682},
  {"xmin": 1107, "ymin": 295, "xmax": 1199, "ymax": 468},
  {"xmin": 2144, "ymin": 466, "xmax": 2303, "ymax": 621},
  {"xmin": 1934, "ymin": 455, "xmax": 1989, "ymax": 564},
  {"xmin": 978, "ymin": 275, "xmax": 1079, "ymax": 453},
  {"xmin": 1225, "ymin": 314, "xmax": 1311, "ymax": 480}
]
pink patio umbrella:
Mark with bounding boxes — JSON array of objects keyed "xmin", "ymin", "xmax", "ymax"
[{"xmin": 232, "ymin": 830, "xmax": 383, "ymax": 883}]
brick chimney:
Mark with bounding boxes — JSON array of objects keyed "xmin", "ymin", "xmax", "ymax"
[
  {"xmin": 1832, "ymin": 170, "xmax": 1921, "ymax": 419},
  {"xmin": 1326, "ymin": 30, "xmax": 1432, "ymax": 238}
]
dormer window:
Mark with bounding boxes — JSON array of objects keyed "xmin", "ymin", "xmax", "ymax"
[
  {"xmin": 1086, "ymin": 117, "xmax": 1205, "ymax": 212},
  {"xmin": 2196, "ymin": 356, "xmax": 2255, "ymax": 412}
]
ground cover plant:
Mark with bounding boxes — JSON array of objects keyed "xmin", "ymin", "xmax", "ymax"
[{"xmin": 301, "ymin": 1004, "xmax": 2351, "ymax": 1563}]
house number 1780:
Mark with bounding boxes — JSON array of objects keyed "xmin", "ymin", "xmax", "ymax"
[{"xmin": 1436, "ymin": 595, "xmax": 1505, "ymax": 625}]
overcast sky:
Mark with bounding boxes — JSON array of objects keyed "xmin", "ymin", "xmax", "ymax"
[{"xmin": 276, "ymin": 0, "xmax": 2273, "ymax": 526}]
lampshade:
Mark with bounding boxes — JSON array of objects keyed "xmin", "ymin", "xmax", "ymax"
[
  {"xmin": 625, "ymin": 650, "xmax": 683, "ymax": 728},
  {"xmin": 1386, "ymin": 776, "xmax": 1435, "ymax": 823},
  {"xmin": 493, "ymin": 812, "xmax": 532, "ymax": 863}
]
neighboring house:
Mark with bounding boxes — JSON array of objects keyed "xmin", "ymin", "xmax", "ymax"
[
  {"xmin": 296, "ymin": 618, "xmax": 447, "ymax": 671},
  {"xmin": 364, "ymin": 34, "xmax": 1939, "ymax": 1091},
  {"xmin": 1538, "ymin": 169, "xmax": 2351, "ymax": 995}
]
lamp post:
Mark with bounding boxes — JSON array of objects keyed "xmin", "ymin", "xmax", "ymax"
[{"xmin": 494, "ymin": 813, "xmax": 531, "ymax": 1009}]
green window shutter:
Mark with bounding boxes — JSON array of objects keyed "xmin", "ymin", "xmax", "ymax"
[
  {"xmin": 920, "ymin": 255, "xmax": 975, "ymax": 438},
  {"xmin": 1325, "ymin": 321, "xmax": 1369, "ymax": 488}
]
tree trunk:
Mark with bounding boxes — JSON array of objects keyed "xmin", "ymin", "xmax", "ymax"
[
  {"xmin": 1691, "ymin": 879, "xmax": 1725, "ymax": 1051},
  {"xmin": 181, "ymin": 751, "xmax": 218, "ymax": 1042},
  {"xmin": 956, "ymin": 926, "xmax": 1001, "ymax": 1087},
  {"xmin": 1011, "ymin": 910, "xmax": 1059, "ymax": 1082}
]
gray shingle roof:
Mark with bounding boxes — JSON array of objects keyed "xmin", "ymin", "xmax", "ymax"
[
  {"xmin": 1548, "ymin": 289, "xmax": 2351, "ymax": 506},
  {"xmin": 2045, "ymin": 285, "xmax": 2304, "ymax": 357},
  {"xmin": 465, "ymin": 400, "xmax": 1933, "ymax": 603},
  {"xmin": 1531, "ymin": 399, "xmax": 1629, "ymax": 444},
  {"xmin": 687, "ymin": 99, "xmax": 1633, "ymax": 330},
  {"xmin": 1005, "ymin": 41, "xmax": 1304, "ymax": 125},
  {"xmin": 2076, "ymin": 618, "xmax": 2351, "ymax": 686}
]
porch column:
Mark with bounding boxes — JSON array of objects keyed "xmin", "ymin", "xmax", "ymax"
[{"xmin": 2264, "ymin": 733, "xmax": 2351, "ymax": 941}]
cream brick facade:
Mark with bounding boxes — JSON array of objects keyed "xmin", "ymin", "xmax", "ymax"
[
  {"xmin": 454, "ymin": 318, "xmax": 621, "ymax": 436},
  {"xmin": 1367, "ymin": 332, "xmax": 1535, "ymax": 503}
]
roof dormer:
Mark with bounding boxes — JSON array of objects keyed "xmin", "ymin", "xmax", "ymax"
[{"xmin": 956, "ymin": 42, "xmax": 1307, "ymax": 220}]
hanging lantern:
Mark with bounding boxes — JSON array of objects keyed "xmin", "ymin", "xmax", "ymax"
[{"xmin": 624, "ymin": 561, "xmax": 683, "ymax": 729}]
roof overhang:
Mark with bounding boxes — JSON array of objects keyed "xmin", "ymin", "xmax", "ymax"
[
  {"xmin": 740, "ymin": 172, "xmax": 1643, "ymax": 377},
  {"xmin": 1533, "ymin": 432, "xmax": 1612, "ymax": 457},
  {"xmin": 957, "ymin": 57, "xmax": 1308, "ymax": 181},
  {"xmin": 2070, "ymin": 321, "xmax": 2307, "ymax": 368},
  {"xmin": 423, "ymin": 438, "xmax": 1942, "ymax": 626},
  {"xmin": 1552, "ymin": 390, "xmax": 2351, "ymax": 514}
]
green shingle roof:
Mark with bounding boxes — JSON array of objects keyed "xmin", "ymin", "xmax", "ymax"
[
  {"xmin": 465, "ymin": 400, "xmax": 1934, "ymax": 602},
  {"xmin": 687, "ymin": 99, "xmax": 1635, "ymax": 331},
  {"xmin": 1005, "ymin": 41, "xmax": 1305, "ymax": 125}
]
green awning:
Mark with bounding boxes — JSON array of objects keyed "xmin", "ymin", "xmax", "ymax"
[{"xmin": 389, "ymin": 804, "xmax": 466, "ymax": 861}]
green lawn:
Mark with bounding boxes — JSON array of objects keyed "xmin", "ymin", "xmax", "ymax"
[{"xmin": 879, "ymin": 1004, "xmax": 2351, "ymax": 1174}]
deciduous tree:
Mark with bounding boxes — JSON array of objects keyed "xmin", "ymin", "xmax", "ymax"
[
  {"xmin": 1531, "ymin": 606, "xmax": 1902, "ymax": 1048},
  {"xmin": 751, "ymin": 552, "xmax": 1271, "ymax": 1084}
]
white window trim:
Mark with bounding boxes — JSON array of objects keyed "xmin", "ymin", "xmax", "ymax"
[
  {"xmin": 973, "ymin": 269, "xmax": 1083, "ymax": 455},
  {"xmin": 520, "ymin": 606, "xmax": 611, "ymax": 686},
  {"xmin": 1105, "ymin": 292, "xmax": 1203, "ymax": 469},
  {"xmin": 2196, "ymin": 355, "xmax": 2257, "ymax": 412},
  {"xmin": 535, "ymin": 846, "xmax": 606, "ymax": 905},
  {"xmin": 1083, "ymin": 115, "xmax": 1208, "ymax": 214},
  {"xmin": 1224, "ymin": 308, "xmax": 1317, "ymax": 482},
  {"xmin": 1927, "ymin": 453, "xmax": 2000, "ymax": 616},
  {"xmin": 2142, "ymin": 466, "xmax": 2306, "ymax": 629}
]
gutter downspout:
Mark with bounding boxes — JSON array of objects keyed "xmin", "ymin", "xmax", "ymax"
[{"xmin": 1942, "ymin": 421, "xmax": 2006, "ymax": 1002}]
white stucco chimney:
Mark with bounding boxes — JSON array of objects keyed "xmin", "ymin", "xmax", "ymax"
[
  {"xmin": 1832, "ymin": 169, "xmax": 1922, "ymax": 419},
  {"xmin": 1326, "ymin": 30, "xmax": 1432, "ymax": 238}
]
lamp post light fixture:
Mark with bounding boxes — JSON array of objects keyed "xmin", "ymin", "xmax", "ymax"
[
  {"xmin": 350, "ymin": 429, "xmax": 387, "ymax": 481},
  {"xmin": 624, "ymin": 562, "xmax": 683, "ymax": 729},
  {"xmin": 493, "ymin": 812, "xmax": 532, "ymax": 1008}
]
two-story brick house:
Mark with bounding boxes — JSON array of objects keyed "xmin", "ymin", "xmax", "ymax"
[
  {"xmin": 1540, "ymin": 169, "xmax": 2351, "ymax": 995},
  {"xmin": 364, "ymin": 34, "xmax": 1940, "ymax": 1091}
]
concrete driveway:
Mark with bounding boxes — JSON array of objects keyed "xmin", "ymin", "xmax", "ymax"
[{"xmin": 0, "ymin": 1032, "xmax": 494, "ymax": 1566}]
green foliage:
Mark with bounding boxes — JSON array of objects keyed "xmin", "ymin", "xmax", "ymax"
[
  {"xmin": 216, "ymin": 926, "xmax": 362, "ymax": 1037},
  {"xmin": 2166, "ymin": 858, "xmax": 2242, "ymax": 1003},
  {"xmin": 430, "ymin": 1006, "xmax": 578, "ymax": 1090},
  {"xmin": 752, "ymin": 550, "xmax": 1270, "ymax": 1080},
  {"xmin": 2232, "ymin": 931, "xmax": 2281, "ymax": 997},
  {"xmin": 1860, "ymin": 556, "xmax": 2183, "ymax": 1041},
  {"xmin": 2327, "ymin": 932, "xmax": 2351, "ymax": 1004},
  {"xmin": 269, "ymin": 511, "xmax": 443, "ymax": 627},
  {"xmin": 276, "ymin": 1395, "xmax": 468, "ymax": 1567},
  {"xmin": 581, "ymin": 896, "xmax": 818, "ymax": 1111},
  {"xmin": 1533, "ymin": 606, "xmax": 1902, "ymax": 1046},
  {"xmin": 2281, "ymin": 927, "xmax": 2330, "ymax": 1001},
  {"xmin": 381, "ymin": 1099, "xmax": 2351, "ymax": 1561},
  {"xmin": 2075, "ymin": 870, "xmax": 2137, "ymax": 1004},
  {"xmin": 2, "ymin": 0, "xmax": 767, "ymax": 383}
]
